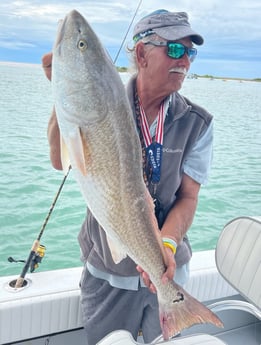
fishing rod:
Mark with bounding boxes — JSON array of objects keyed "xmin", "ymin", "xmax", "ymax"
[
  {"xmin": 13, "ymin": 0, "xmax": 142, "ymax": 289},
  {"xmin": 14, "ymin": 166, "xmax": 71, "ymax": 288},
  {"xmin": 113, "ymin": 0, "xmax": 143, "ymax": 64}
]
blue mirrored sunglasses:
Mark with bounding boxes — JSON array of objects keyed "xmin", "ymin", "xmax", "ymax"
[{"xmin": 144, "ymin": 41, "xmax": 197, "ymax": 62}]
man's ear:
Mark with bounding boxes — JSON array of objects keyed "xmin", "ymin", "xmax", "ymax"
[{"xmin": 135, "ymin": 42, "xmax": 147, "ymax": 68}]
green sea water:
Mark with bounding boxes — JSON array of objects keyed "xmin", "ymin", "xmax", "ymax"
[{"xmin": 0, "ymin": 63, "xmax": 260, "ymax": 277}]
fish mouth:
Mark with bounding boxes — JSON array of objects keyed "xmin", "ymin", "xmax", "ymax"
[
  {"xmin": 54, "ymin": 10, "xmax": 79, "ymax": 49},
  {"xmin": 169, "ymin": 67, "xmax": 187, "ymax": 75},
  {"xmin": 53, "ymin": 10, "xmax": 87, "ymax": 51},
  {"xmin": 54, "ymin": 18, "xmax": 66, "ymax": 50}
]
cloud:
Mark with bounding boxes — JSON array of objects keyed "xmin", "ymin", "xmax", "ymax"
[
  {"xmin": 0, "ymin": 0, "xmax": 260, "ymax": 78},
  {"xmin": 0, "ymin": 39, "xmax": 36, "ymax": 50}
]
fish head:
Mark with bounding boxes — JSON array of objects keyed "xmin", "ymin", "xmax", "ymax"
[
  {"xmin": 52, "ymin": 10, "xmax": 132, "ymax": 175},
  {"xmin": 52, "ymin": 9, "xmax": 124, "ymax": 127}
]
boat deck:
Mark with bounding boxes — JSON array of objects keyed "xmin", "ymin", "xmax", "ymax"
[
  {"xmin": 11, "ymin": 321, "xmax": 260, "ymax": 345},
  {"xmin": 218, "ymin": 323, "xmax": 261, "ymax": 345},
  {"xmin": 180, "ymin": 310, "xmax": 261, "ymax": 345},
  {"xmin": 1, "ymin": 249, "xmax": 260, "ymax": 345}
]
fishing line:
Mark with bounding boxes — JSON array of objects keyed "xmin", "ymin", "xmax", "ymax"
[
  {"xmin": 37, "ymin": 165, "xmax": 71, "ymax": 242},
  {"xmin": 14, "ymin": 0, "xmax": 142, "ymax": 288},
  {"xmin": 113, "ymin": 0, "xmax": 143, "ymax": 64}
]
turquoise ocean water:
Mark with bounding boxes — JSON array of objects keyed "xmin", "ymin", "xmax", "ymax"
[{"xmin": 0, "ymin": 62, "xmax": 260, "ymax": 277}]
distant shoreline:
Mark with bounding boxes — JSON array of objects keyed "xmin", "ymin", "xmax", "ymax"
[
  {"xmin": 117, "ymin": 67, "xmax": 261, "ymax": 82},
  {"xmin": 196, "ymin": 74, "xmax": 261, "ymax": 83},
  {"xmin": 0, "ymin": 61, "xmax": 260, "ymax": 82}
]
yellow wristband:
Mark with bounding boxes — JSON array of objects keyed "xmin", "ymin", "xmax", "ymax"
[{"xmin": 163, "ymin": 242, "xmax": 176, "ymax": 255}]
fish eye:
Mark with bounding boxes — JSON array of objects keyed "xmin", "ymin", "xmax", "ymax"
[{"xmin": 77, "ymin": 39, "xmax": 87, "ymax": 51}]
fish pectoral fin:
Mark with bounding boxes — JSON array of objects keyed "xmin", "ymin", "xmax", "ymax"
[
  {"xmin": 60, "ymin": 136, "xmax": 71, "ymax": 173},
  {"xmin": 106, "ymin": 234, "xmax": 127, "ymax": 264},
  {"xmin": 68, "ymin": 127, "xmax": 88, "ymax": 176}
]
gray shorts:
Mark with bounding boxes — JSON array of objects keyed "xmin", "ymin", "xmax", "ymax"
[{"xmin": 80, "ymin": 267, "xmax": 161, "ymax": 345}]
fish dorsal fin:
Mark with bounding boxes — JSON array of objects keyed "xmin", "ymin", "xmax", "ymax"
[{"xmin": 144, "ymin": 188, "xmax": 169, "ymax": 266}]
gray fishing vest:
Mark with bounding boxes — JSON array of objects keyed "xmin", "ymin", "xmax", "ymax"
[{"xmin": 78, "ymin": 76, "xmax": 213, "ymax": 276}]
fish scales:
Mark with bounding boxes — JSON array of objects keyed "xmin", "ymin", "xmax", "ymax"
[
  {"xmin": 52, "ymin": 9, "xmax": 223, "ymax": 340},
  {"xmin": 79, "ymin": 114, "xmax": 163, "ymax": 274}
]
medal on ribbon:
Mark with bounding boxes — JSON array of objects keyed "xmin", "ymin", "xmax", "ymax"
[{"xmin": 139, "ymin": 102, "xmax": 164, "ymax": 184}]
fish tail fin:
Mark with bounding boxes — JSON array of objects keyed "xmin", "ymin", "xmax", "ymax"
[{"xmin": 159, "ymin": 281, "xmax": 223, "ymax": 340}]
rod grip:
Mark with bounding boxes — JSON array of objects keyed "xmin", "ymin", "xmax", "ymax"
[{"xmin": 14, "ymin": 240, "xmax": 40, "ymax": 288}]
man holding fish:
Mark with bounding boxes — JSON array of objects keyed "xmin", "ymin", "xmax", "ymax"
[{"xmin": 43, "ymin": 8, "xmax": 214, "ymax": 344}]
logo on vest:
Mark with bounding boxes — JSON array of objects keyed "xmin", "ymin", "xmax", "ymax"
[{"xmin": 163, "ymin": 148, "xmax": 183, "ymax": 154}]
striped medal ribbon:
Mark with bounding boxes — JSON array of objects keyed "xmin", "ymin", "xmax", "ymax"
[{"xmin": 139, "ymin": 102, "xmax": 164, "ymax": 184}]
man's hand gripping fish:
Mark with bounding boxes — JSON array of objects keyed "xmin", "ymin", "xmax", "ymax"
[{"xmin": 52, "ymin": 10, "xmax": 223, "ymax": 340}]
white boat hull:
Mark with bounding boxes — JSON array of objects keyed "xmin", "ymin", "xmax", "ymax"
[
  {"xmin": 0, "ymin": 250, "xmax": 237, "ymax": 344},
  {"xmin": 1, "ymin": 217, "xmax": 260, "ymax": 344}
]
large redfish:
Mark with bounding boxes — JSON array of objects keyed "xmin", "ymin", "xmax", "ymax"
[{"xmin": 52, "ymin": 10, "xmax": 223, "ymax": 340}]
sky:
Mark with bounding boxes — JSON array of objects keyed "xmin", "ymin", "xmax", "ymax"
[{"xmin": 0, "ymin": 0, "xmax": 260, "ymax": 79}]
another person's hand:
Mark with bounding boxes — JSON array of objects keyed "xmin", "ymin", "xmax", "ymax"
[
  {"xmin": 42, "ymin": 52, "xmax": 53, "ymax": 81},
  {"xmin": 136, "ymin": 246, "xmax": 176, "ymax": 294}
]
